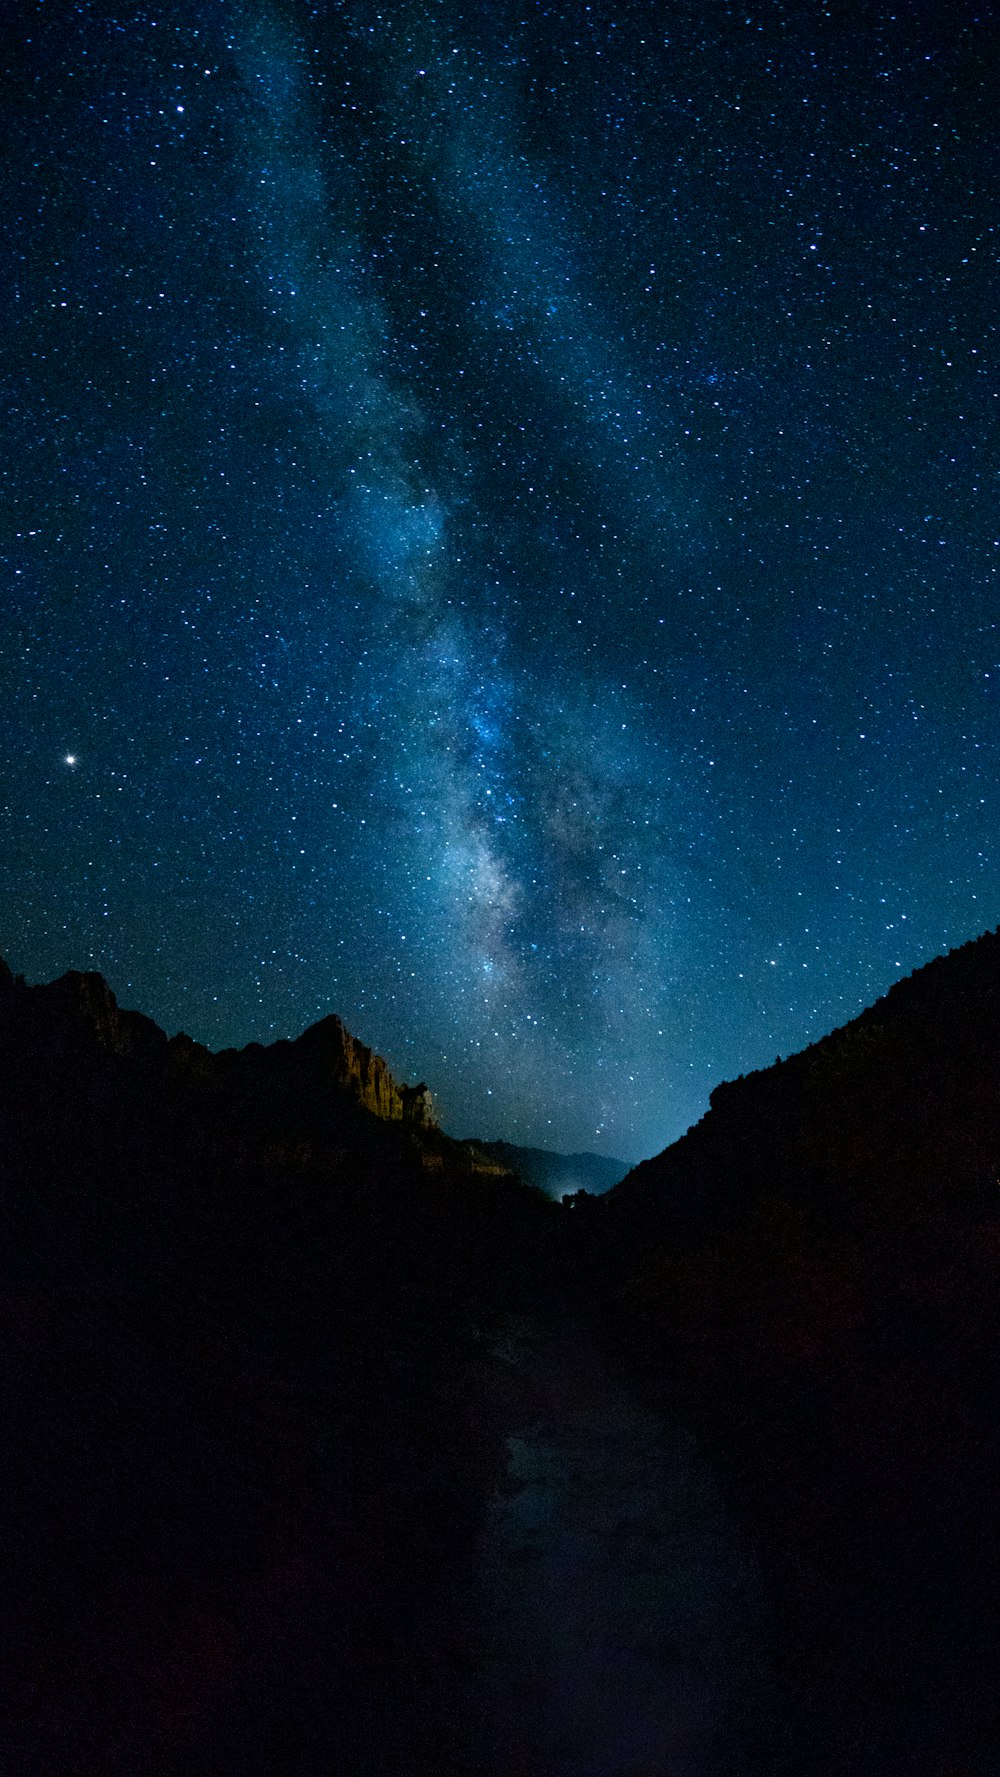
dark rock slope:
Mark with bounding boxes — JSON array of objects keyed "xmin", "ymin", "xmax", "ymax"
[
  {"xmin": 0, "ymin": 959, "xmax": 560, "ymax": 1776},
  {"xmin": 606, "ymin": 924, "xmax": 1000, "ymax": 1252},
  {"xmin": 580, "ymin": 927, "xmax": 1000, "ymax": 1775}
]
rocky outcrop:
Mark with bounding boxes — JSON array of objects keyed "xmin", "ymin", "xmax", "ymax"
[
  {"xmin": 0, "ymin": 962, "xmax": 167, "ymax": 1059},
  {"xmin": 291, "ymin": 1014, "xmax": 435, "ymax": 1127},
  {"xmin": 7, "ymin": 933, "xmax": 1000, "ymax": 1775},
  {"xmin": 0, "ymin": 959, "xmax": 435, "ymax": 1131},
  {"xmin": 606, "ymin": 922, "xmax": 1000, "ymax": 1249}
]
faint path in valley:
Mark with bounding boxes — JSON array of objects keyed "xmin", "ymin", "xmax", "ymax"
[{"xmin": 471, "ymin": 1317, "xmax": 774, "ymax": 1777}]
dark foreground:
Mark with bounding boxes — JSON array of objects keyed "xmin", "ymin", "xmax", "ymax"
[{"xmin": 2, "ymin": 940, "xmax": 999, "ymax": 1773}]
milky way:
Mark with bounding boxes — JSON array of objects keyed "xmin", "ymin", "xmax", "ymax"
[{"xmin": 3, "ymin": 0, "xmax": 997, "ymax": 1158}]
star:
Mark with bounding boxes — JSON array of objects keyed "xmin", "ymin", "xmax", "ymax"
[{"xmin": 1, "ymin": 1, "xmax": 995, "ymax": 1162}]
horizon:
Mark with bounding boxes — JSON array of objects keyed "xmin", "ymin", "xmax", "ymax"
[{"xmin": 5, "ymin": 926, "xmax": 995, "ymax": 1167}]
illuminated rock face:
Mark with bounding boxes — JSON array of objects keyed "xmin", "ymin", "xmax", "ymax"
[
  {"xmin": 292, "ymin": 1014, "xmax": 435, "ymax": 1127},
  {"xmin": 0, "ymin": 961, "xmax": 434, "ymax": 1131}
]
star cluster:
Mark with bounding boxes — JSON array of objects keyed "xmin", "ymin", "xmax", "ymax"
[{"xmin": 2, "ymin": 0, "xmax": 997, "ymax": 1158}]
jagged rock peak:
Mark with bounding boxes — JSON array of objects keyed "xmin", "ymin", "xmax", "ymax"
[
  {"xmin": 0, "ymin": 959, "xmax": 166, "ymax": 1058},
  {"xmin": 0, "ymin": 957, "xmax": 435, "ymax": 1129},
  {"xmin": 293, "ymin": 1013, "xmax": 436, "ymax": 1127}
]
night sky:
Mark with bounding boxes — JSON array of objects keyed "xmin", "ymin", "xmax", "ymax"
[{"xmin": 3, "ymin": 0, "xmax": 997, "ymax": 1161}]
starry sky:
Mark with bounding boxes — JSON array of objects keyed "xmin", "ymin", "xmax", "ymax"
[{"xmin": 2, "ymin": 0, "xmax": 998, "ymax": 1161}]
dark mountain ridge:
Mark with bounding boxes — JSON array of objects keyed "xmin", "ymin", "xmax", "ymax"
[
  {"xmin": 606, "ymin": 923, "xmax": 1000, "ymax": 1241},
  {"xmin": 581, "ymin": 926, "xmax": 1000, "ymax": 1774},
  {"xmin": 0, "ymin": 955, "xmax": 560, "ymax": 1776},
  {"xmin": 3, "ymin": 935, "xmax": 1000, "ymax": 1773},
  {"xmin": 0, "ymin": 955, "xmax": 437, "ymax": 1131}
]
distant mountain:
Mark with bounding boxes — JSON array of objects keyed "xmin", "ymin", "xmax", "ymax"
[{"xmin": 460, "ymin": 1138, "xmax": 630, "ymax": 1199}]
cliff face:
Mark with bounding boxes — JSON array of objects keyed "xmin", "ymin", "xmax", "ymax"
[
  {"xmin": 6, "ymin": 939, "xmax": 1000, "ymax": 1775},
  {"xmin": 0, "ymin": 962, "xmax": 434, "ymax": 1131},
  {"xmin": 0, "ymin": 954, "xmax": 556, "ymax": 1777},
  {"xmin": 0, "ymin": 963, "xmax": 168, "ymax": 1059},
  {"xmin": 291, "ymin": 1015, "xmax": 435, "ymax": 1127}
]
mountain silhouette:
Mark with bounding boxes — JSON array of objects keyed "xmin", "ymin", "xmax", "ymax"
[
  {"xmin": 2, "ymin": 937, "xmax": 1000, "ymax": 1774},
  {"xmin": 577, "ymin": 926, "xmax": 1000, "ymax": 1774},
  {"xmin": 461, "ymin": 1137, "xmax": 630, "ymax": 1198},
  {"xmin": 0, "ymin": 959, "xmax": 559, "ymax": 1775}
]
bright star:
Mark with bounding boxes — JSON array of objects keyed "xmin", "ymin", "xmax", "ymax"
[{"xmin": 64, "ymin": 754, "xmax": 76, "ymax": 766}]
